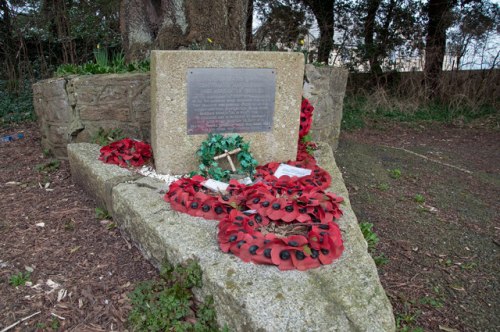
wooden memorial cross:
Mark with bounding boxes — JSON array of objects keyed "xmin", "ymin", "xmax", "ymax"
[{"xmin": 214, "ymin": 148, "xmax": 242, "ymax": 172}]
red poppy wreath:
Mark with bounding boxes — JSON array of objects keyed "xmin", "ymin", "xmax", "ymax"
[
  {"xmin": 99, "ymin": 138, "xmax": 152, "ymax": 167},
  {"xmin": 165, "ymin": 98, "xmax": 344, "ymax": 271}
]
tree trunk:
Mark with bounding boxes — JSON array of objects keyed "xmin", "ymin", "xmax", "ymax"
[
  {"xmin": 246, "ymin": 0, "xmax": 254, "ymax": 49},
  {"xmin": 363, "ymin": 0, "xmax": 382, "ymax": 74},
  {"xmin": 424, "ymin": 0, "xmax": 456, "ymax": 98},
  {"xmin": 302, "ymin": 0, "xmax": 334, "ymax": 64},
  {"xmin": 0, "ymin": 0, "xmax": 17, "ymax": 86},
  {"xmin": 120, "ymin": 0, "xmax": 250, "ymax": 62}
]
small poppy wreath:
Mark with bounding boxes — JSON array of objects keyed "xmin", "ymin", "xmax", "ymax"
[
  {"xmin": 99, "ymin": 138, "xmax": 152, "ymax": 167},
  {"xmin": 194, "ymin": 134, "xmax": 258, "ymax": 182}
]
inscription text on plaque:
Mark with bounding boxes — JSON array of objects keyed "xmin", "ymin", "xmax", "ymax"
[{"xmin": 187, "ymin": 68, "xmax": 276, "ymax": 135}]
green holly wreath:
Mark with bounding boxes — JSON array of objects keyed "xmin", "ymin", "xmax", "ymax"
[{"xmin": 193, "ymin": 134, "xmax": 258, "ymax": 182}]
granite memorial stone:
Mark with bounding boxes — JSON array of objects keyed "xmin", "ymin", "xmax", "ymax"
[{"xmin": 151, "ymin": 50, "xmax": 304, "ymax": 175}]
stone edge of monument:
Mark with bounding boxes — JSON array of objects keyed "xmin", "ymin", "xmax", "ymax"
[
  {"xmin": 68, "ymin": 142, "xmax": 395, "ymax": 332},
  {"xmin": 150, "ymin": 50, "xmax": 305, "ymax": 174},
  {"xmin": 67, "ymin": 143, "xmax": 141, "ymax": 212}
]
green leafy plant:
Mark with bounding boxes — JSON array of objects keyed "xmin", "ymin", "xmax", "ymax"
[
  {"xmin": 359, "ymin": 222, "xmax": 380, "ymax": 251},
  {"xmin": 373, "ymin": 253, "xmax": 389, "ymax": 267},
  {"xmin": 35, "ymin": 322, "xmax": 46, "ymax": 329},
  {"xmin": 91, "ymin": 127, "xmax": 126, "ymax": 146},
  {"xmin": 378, "ymin": 183, "xmax": 390, "ymax": 191},
  {"xmin": 0, "ymin": 80, "xmax": 35, "ymax": 125},
  {"xmin": 388, "ymin": 168, "xmax": 402, "ymax": 179},
  {"xmin": 301, "ymin": 133, "xmax": 313, "ymax": 143},
  {"xmin": 419, "ymin": 296, "xmax": 444, "ymax": 308},
  {"xmin": 50, "ymin": 317, "xmax": 60, "ymax": 330},
  {"xmin": 128, "ymin": 259, "xmax": 223, "ymax": 331},
  {"xmin": 55, "ymin": 55, "xmax": 150, "ymax": 77},
  {"xmin": 359, "ymin": 222, "xmax": 390, "ymax": 267},
  {"xmin": 9, "ymin": 271, "xmax": 31, "ymax": 286},
  {"xmin": 194, "ymin": 134, "xmax": 258, "ymax": 182},
  {"xmin": 396, "ymin": 311, "xmax": 421, "ymax": 331},
  {"xmin": 414, "ymin": 194, "xmax": 425, "ymax": 203},
  {"xmin": 42, "ymin": 148, "xmax": 52, "ymax": 158},
  {"xmin": 94, "ymin": 44, "xmax": 108, "ymax": 68},
  {"xmin": 95, "ymin": 207, "xmax": 111, "ymax": 220},
  {"xmin": 106, "ymin": 222, "xmax": 117, "ymax": 230},
  {"xmin": 36, "ymin": 160, "xmax": 61, "ymax": 173},
  {"xmin": 460, "ymin": 262, "xmax": 477, "ymax": 270},
  {"xmin": 64, "ymin": 219, "xmax": 75, "ymax": 231}
]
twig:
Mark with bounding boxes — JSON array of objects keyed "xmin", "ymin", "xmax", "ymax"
[
  {"xmin": 0, "ymin": 311, "xmax": 41, "ymax": 332},
  {"xmin": 122, "ymin": 235, "xmax": 132, "ymax": 250},
  {"xmin": 51, "ymin": 312, "xmax": 65, "ymax": 320},
  {"xmin": 381, "ymin": 145, "xmax": 473, "ymax": 174}
]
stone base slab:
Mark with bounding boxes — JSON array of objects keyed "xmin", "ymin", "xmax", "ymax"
[{"xmin": 67, "ymin": 142, "xmax": 395, "ymax": 331}]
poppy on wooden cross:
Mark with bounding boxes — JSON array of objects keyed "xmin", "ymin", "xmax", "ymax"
[{"xmin": 214, "ymin": 148, "xmax": 241, "ymax": 172}]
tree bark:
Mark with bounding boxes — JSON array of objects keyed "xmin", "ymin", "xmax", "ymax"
[
  {"xmin": 0, "ymin": 0, "xmax": 17, "ymax": 84},
  {"xmin": 424, "ymin": 0, "xmax": 457, "ymax": 98},
  {"xmin": 246, "ymin": 0, "xmax": 254, "ymax": 49},
  {"xmin": 120, "ymin": 0, "xmax": 250, "ymax": 62},
  {"xmin": 302, "ymin": 0, "xmax": 334, "ymax": 64},
  {"xmin": 363, "ymin": 0, "xmax": 382, "ymax": 74}
]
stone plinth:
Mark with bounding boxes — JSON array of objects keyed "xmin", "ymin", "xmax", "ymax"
[
  {"xmin": 304, "ymin": 65, "xmax": 348, "ymax": 150},
  {"xmin": 151, "ymin": 50, "xmax": 305, "ymax": 174},
  {"xmin": 67, "ymin": 142, "xmax": 396, "ymax": 331}
]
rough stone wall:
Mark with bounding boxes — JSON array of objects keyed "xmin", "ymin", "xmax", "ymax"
[
  {"xmin": 34, "ymin": 67, "xmax": 346, "ymax": 158},
  {"xmin": 304, "ymin": 64, "xmax": 348, "ymax": 150},
  {"xmin": 33, "ymin": 73, "xmax": 150, "ymax": 158}
]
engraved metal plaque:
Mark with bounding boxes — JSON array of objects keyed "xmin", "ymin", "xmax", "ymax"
[{"xmin": 187, "ymin": 68, "xmax": 276, "ymax": 135}]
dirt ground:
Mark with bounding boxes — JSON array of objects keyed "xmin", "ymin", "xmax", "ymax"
[
  {"xmin": 0, "ymin": 123, "xmax": 157, "ymax": 331},
  {"xmin": 335, "ymin": 121, "xmax": 499, "ymax": 332},
  {"xmin": 1, "ymin": 121, "xmax": 498, "ymax": 331}
]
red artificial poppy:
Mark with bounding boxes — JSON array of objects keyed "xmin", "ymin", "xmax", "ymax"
[
  {"xmin": 292, "ymin": 248, "xmax": 321, "ymax": 271},
  {"xmin": 266, "ymin": 197, "xmax": 287, "ymax": 220},
  {"xmin": 99, "ymin": 138, "xmax": 152, "ymax": 168},
  {"xmin": 270, "ymin": 243, "xmax": 295, "ymax": 271}
]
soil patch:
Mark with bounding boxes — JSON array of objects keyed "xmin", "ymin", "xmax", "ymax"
[
  {"xmin": 336, "ymin": 121, "xmax": 499, "ymax": 331},
  {"xmin": 0, "ymin": 123, "xmax": 157, "ymax": 331}
]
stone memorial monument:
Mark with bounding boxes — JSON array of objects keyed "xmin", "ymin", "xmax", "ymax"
[{"xmin": 150, "ymin": 50, "xmax": 305, "ymax": 174}]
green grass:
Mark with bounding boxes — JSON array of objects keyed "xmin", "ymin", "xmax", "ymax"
[
  {"xmin": 91, "ymin": 127, "xmax": 126, "ymax": 146},
  {"xmin": 419, "ymin": 296, "xmax": 444, "ymax": 308},
  {"xmin": 128, "ymin": 259, "xmax": 225, "ymax": 331},
  {"xmin": 388, "ymin": 168, "xmax": 402, "ymax": 180},
  {"xmin": 341, "ymin": 94, "xmax": 497, "ymax": 131},
  {"xmin": 378, "ymin": 183, "xmax": 390, "ymax": 191},
  {"xmin": 9, "ymin": 271, "xmax": 31, "ymax": 286},
  {"xmin": 414, "ymin": 194, "xmax": 425, "ymax": 204},
  {"xmin": 36, "ymin": 159, "xmax": 61, "ymax": 173},
  {"xmin": 0, "ymin": 80, "xmax": 35, "ymax": 125},
  {"xmin": 95, "ymin": 207, "xmax": 111, "ymax": 220}
]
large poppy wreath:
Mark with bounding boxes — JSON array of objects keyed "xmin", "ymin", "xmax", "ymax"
[{"xmin": 165, "ymin": 157, "xmax": 344, "ymax": 271}]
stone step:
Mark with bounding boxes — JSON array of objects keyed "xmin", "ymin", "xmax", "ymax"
[{"xmin": 68, "ymin": 142, "xmax": 395, "ymax": 331}]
